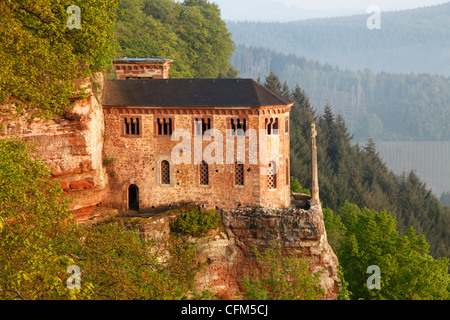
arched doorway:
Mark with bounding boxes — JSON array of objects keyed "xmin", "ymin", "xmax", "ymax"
[{"xmin": 128, "ymin": 184, "xmax": 139, "ymax": 212}]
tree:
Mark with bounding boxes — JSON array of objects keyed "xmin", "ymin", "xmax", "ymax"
[
  {"xmin": 0, "ymin": 0, "xmax": 119, "ymax": 119},
  {"xmin": 115, "ymin": 0, "xmax": 237, "ymax": 78},
  {"xmin": 0, "ymin": 138, "xmax": 202, "ymax": 299},
  {"xmin": 242, "ymin": 243, "xmax": 324, "ymax": 300},
  {"xmin": 325, "ymin": 202, "xmax": 449, "ymax": 300}
]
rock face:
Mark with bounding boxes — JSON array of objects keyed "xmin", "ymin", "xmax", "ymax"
[
  {"xmin": 137, "ymin": 203, "xmax": 340, "ymax": 299},
  {"xmin": 0, "ymin": 73, "xmax": 108, "ymax": 220}
]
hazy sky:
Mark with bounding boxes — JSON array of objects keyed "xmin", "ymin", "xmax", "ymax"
[
  {"xmin": 207, "ymin": 0, "xmax": 450, "ymax": 21},
  {"xmin": 271, "ymin": 0, "xmax": 448, "ymax": 10}
]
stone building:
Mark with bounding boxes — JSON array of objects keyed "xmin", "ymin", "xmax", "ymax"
[{"xmin": 102, "ymin": 58, "xmax": 293, "ymax": 213}]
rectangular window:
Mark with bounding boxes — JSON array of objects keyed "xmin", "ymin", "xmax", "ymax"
[
  {"xmin": 235, "ymin": 162, "xmax": 244, "ymax": 186},
  {"xmin": 265, "ymin": 118, "xmax": 279, "ymax": 136},
  {"xmin": 227, "ymin": 117, "xmax": 248, "ymax": 136},
  {"xmin": 200, "ymin": 161, "xmax": 209, "ymax": 185},
  {"xmin": 155, "ymin": 117, "xmax": 173, "ymax": 136},
  {"xmin": 161, "ymin": 160, "xmax": 170, "ymax": 185},
  {"xmin": 268, "ymin": 161, "xmax": 277, "ymax": 189},
  {"xmin": 285, "ymin": 116, "xmax": 289, "ymax": 134},
  {"xmin": 122, "ymin": 116, "xmax": 141, "ymax": 137},
  {"xmin": 194, "ymin": 117, "xmax": 212, "ymax": 136}
]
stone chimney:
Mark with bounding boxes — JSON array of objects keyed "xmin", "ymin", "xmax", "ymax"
[{"xmin": 113, "ymin": 58, "xmax": 173, "ymax": 80}]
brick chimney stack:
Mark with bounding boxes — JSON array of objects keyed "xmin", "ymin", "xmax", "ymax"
[{"xmin": 113, "ymin": 58, "xmax": 173, "ymax": 80}]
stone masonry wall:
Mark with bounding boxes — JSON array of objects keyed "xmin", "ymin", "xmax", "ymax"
[{"xmin": 103, "ymin": 107, "xmax": 291, "ymax": 212}]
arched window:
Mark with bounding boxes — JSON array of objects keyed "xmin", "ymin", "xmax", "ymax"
[
  {"xmin": 235, "ymin": 162, "xmax": 244, "ymax": 186},
  {"xmin": 200, "ymin": 161, "xmax": 209, "ymax": 185},
  {"xmin": 161, "ymin": 160, "xmax": 170, "ymax": 185},
  {"xmin": 268, "ymin": 161, "xmax": 277, "ymax": 189}
]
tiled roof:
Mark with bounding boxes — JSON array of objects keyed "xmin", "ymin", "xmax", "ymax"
[{"xmin": 102, "ymin": 78, "xmax": 292, "ymax": 108}]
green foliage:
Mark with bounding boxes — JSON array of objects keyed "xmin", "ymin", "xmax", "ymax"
[
  {"xmin": 170, "ymin": 207, "xmax": 220, "ymax": 237},
  {"xmin": 440, "ymin": 191, "xmax": 450, "ymax": 207},
  {"xmin": 324, "ymin": 202, "xmax": 450, "ymax": 300},
  {"xmin": 271, "ymin": 71, "xmax": 450, "ymax": 259},
  {"xmin": 290, "ymin": 176, "xmax": 310, "ymax": 195},
  {"xmin": 115, "ymin": 0, "xmax": 237, "ymax": 78},
  {"xmin": 0, "ymin": 0, "xmax": 119, "ymax": 119},
  {"xmin": 0, "ymin": 138, "xmax": 203, "ymax": 299},
  {"xmin": 242, "ymin": 243, "xmax": 324, "ymax": 300}
]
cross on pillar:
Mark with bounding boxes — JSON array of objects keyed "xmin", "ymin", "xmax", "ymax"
[{"xmin": 310, "ymin": 123, "xmax": 320, "ymax": 205}]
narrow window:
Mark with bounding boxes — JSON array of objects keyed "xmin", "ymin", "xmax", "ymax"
[
  {"xmin": 285, "ymin": 117, "xmax": 289, "ymax": 134},
  {"xmin": 235, "ymin": 162, "xmax": 244, "ymax": 186},
  {"xmin": 200, "ymin": 161, "xmax": 209, "ymax": 185},
  {"xmin": 273, "ymin": 118, "xmax": 279, "ymax": 135},
  {"xmin": 161, "ymin": 160, "xmax": 170, "ymax": 185},
  {"xmin": 268, "ymin": 161, "xmax": 277, "ymax": 189},
  {"xmin": 266, "ymin": 118, "xmax": 272, "ymax": 135},
  {"xmin": 157, "ymin": 118, "xmax": 162, "ymax": 135},
  {"xmin": 130, "ymin": 118, "xmax": 136, "ymax": 135},
  {"xmin": 195, "ymin": 118, "xmax": 201, "ymax": 135},
  {"xmin": 124, "ymin": 118, "xmax": 130, "ymax": 135},
  {"xmin": 163, "ymin": 118, "xmax": 168, "ymax": 135},
  {"xmin": 169, "ymin": 118, "xmax": 172, "ymax": 135}
]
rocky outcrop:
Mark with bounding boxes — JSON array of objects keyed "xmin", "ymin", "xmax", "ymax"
[
  {"xmin": 0, "ymin": 73, "xmax": 108, "ymax": 220},
  {"xmin": 135, "ymin": 203, "xmax": 340, "ymax": 299}
]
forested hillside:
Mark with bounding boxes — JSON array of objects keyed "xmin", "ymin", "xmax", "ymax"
[
  {"xmin": 262, "ymin": 72, "xmax": 450, "ymax": 260},
  {"xmin": 115, "ymin": 0, "xmax": 237, "ymax": 78},
  {"xmin": 231, "ymin": 45, "xmax": 450, "ymax": 198},
  {"xmin": 227, "ymin": 3, "xmax": 450, "ymax": 76},
  {"xmin": 231, "ymin": 45, "xmax": 450, "ymax": 142}
]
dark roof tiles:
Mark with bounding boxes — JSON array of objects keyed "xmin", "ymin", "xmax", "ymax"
[{"xmin": 102, "ymin": 78, "xmax": 292, "ymax": 108}]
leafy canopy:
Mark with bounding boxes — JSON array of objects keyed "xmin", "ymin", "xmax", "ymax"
[
  {"xmin": 242, "ymin": 243, "xmax": 324, "ymax": 300},
  {"xmin": 115, "ymin": 0, "xmax": 237, "ymax": 78},
  {"xmin": 324, "ymin": 202, "xmax": 449, "ymax": 300},
  {"xmin": 0, "ymin": 0, "xmax": 119, "ymax": 119},
  {"xmin": 0, "ymin": 138, "xmax": 203, "ymax": 300}
]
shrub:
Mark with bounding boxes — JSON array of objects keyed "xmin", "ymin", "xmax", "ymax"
[{"xmin": 170, "ymin": 208, "xmax": 220, "ymax": 237}]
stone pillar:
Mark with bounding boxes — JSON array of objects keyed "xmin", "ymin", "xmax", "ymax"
[{"xmin": 310, "ymin": 123, "xmax": 320, "ymax": 205}]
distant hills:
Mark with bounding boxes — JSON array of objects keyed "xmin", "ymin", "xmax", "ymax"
[
  {"xmin": 227, "ymin": 3, "xmax": 450, "ymax": 198},
  {"xmin": 227, "ymin": 3, "xmax": 450, "ymax": 76}
]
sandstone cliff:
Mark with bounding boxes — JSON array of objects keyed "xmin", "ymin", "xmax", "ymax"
[
  {"xmin": 134, "ymin": 202, "xmax": 340, "ymax": 299},
  {"xmin": 0, "ymin": 73, "xmax": 108, "ymax": 220}
]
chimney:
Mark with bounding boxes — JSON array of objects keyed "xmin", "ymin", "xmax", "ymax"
[{"xmin": 113, "ymin": 58, "xmax": 173, "ymax": 80}]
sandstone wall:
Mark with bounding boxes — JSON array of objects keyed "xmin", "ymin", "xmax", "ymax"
[
  {"xmin": 135, "ymin": 203, "xmax": 340, "ymax": 299},
  {"xmin": 103, "ymin": 107, "xmax": 291, "ymax": 212},
  {"xmin": 0, "ymin": 73, "xmax": 108, "ymax": 220}
]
